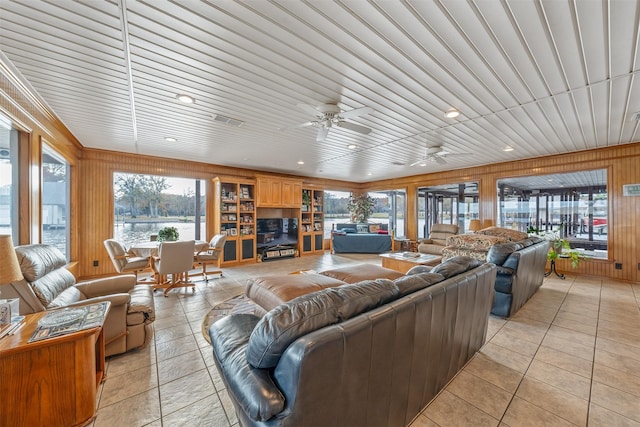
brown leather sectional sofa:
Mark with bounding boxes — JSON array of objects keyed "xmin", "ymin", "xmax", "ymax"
[{"xmin": 209, "ymin": 257, "xmax": 497, "ymax": 427}]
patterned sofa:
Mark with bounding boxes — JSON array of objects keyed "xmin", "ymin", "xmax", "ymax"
[{"xmin": 442, "ymin": 227, "xmax": 549, "ymax": 317}]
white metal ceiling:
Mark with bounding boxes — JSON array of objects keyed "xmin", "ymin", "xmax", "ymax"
[{"xmin": 1, "ymin": 0, "xmax": 639, "ymax": 183}]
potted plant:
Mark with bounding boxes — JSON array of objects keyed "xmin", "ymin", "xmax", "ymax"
[
  {"xmin": 157, "ymin": 226, "xmax": 179, "ymax": 242},
  {"xmin": 548, "ymin": 238, "xmax": 582, "ymax": 268},
  {"xmin": 347, "ymin": 194, "xmax": 375, "ymax": 224},
  {"xmin": 302, "ymin": 191, "xmax": 311, "ymax": 211}
]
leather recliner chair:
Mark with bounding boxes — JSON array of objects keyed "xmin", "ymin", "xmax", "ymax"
[
  {"xmin": 417, "ymin": 223, "xmax": 459, "ymax": 255},
  {"xmin": 1, "ymin": 244, "xmax": 155, "ymax": 357}
]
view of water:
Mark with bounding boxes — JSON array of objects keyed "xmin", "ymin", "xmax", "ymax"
[{"xmin": 114, "ymin": 222, "xmax": 207, "ymax": 248}]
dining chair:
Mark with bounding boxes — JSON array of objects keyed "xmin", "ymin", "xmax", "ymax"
[
  {"xmin": 103, "ymin": 239, "xmax": 152, "ymax": 283},
  {"xmin": 151, "ymin": 240, "xmax": 196, "ymax": 297},
  {"xmin": 192, "ymin": 234, "xmax": 226, "ymax": 282}
]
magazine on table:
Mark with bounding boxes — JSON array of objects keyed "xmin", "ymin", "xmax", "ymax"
[{"xmin": 28, "ymin": 302, "xmax": 109, "ymax": 343}]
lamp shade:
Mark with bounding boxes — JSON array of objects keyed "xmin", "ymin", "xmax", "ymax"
[
  {"xmin": 0, "ymin": 235, "xmax": 23, "ymax": 284},
  {"xmin": 483, "ymin": 219, "xmax": 494, "ymax": 228},
  {"xmin": 469, "ymin": 219, "xmax": 482, "ymax": 232}
]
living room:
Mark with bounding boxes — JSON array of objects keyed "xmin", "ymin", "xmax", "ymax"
[{"xmin": 1, "ymin": 1, "xmax": 639, "ymax": 426}]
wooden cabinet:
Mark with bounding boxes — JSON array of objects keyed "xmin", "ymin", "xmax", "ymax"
[
  {"xmin": 213, "ymin": 177, "xmax": 256, "ymax": 264},
  {"xmin": 256, "ymin": 176, "xmax": 302, "ymax": 207},
  {"xmin": 300, "ymin": 188, "xmax": 324, "ymax": 254},
  {"xmin": 0, "ymin": 309, "xmax": 107, "ymax": 427}
]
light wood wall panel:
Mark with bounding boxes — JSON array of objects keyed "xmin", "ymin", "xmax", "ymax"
[
  {"xmin": 364, "ymin": 143, "xmax": 640, "ymax": 283},
  {"xmin": 3, "ymin": 64, "xmax": 638, "ymax": 283},
  {"xmin": 77, "ymin": 149, "xmax": 356, "ymax": 278}
]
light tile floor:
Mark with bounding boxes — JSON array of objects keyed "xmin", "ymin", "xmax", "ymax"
[{"xmin": 91, "ymin": 253, "xmax": 640, "ymax": 427}]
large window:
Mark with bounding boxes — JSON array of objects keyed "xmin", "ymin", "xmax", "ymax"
[
  {"xmin": 368, "ymin": 190, "xmax": 406, "ymax": 237},
  {"xmin": 113, "ymin": 173, "xmax": 206, "ymax": 247},
  {"xmin": 0, "ymin": 115, "xmax": 18, "ymax": 241},
  {"xmin": 497, "ymin": 169, "xmax": 608, "ymax": 258},
  {"xmin": 42, "ymin": 144, "xmax": 70, "ymax": 257},
  {"xmin": 417, "ymin": 182, "xmax": 479, "ymax": 238},
  {"xmin": 323, "ymin": 190, "xmax": 351, "ymax": 239}
]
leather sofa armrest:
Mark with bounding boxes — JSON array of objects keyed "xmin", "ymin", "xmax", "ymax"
[
  {"xmin": 502, "ymin": 252, "xmax": 521, "ymax": 271},
  {"xmin": 74, "ymin": 275, "xmax": 136, "ymax": 297},
  {"xmin": 210, "ymin": 314, "xmax": 285, "ymax": 422},
  {"xmin": 64, "ymin": 293, "xmax": 130, "ymax": 309},
  {"xmin": 495, "ymin": 266, "xmax": 514, "ymax": 275},
  {"xmin": 419, "ymin": 238, "xmax": 433, "ymax": 244}
]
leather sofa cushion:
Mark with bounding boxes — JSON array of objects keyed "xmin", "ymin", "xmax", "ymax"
[
  {"xmin": 32, "ymin": 268, "xmax": 76, "ymax": 307},
  {"xmin": 246, "ymin": 274, "xmax": 346, "ymax": 312},
  {"xmin": 128, "ymin": 285, "xmax": 156, "ymax": 324},
  {"xmin": 487, "ymin": 242, "xmax": 520, "ymax": 265},
  {"xmin": 393, "ymin": 272, "xmax": 444, "ymax": 296},
  {"xmin": 431, "ymin": 256, "xmax": 483, "ymax": 279},
  {"xmin": 48, "ymin": 286, "xmax": 85, "ymax": 308},
  {"xmin": 319, "ymin": 263, "xmax": 403, "ymax": 283},
  {"xmin": 417, "ymin": 242, "xmax": 445, "ymax": 255},
  {"xmin": 210, "ymin": 314, "xmax": 285, "ymax": 422},
  {"xmin": 246, "ymin": 279, "xmax": 399, "ymax": 369},
  {"xmin": 494, "ymin": 273, "xmax": 514, "ymax": 293},
  {"xmin": 15, "ymin": 244, "xmax": 67, "ymax": 282}
]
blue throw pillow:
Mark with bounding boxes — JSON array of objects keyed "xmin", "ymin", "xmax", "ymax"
[{"xmin": 342, "ymin": 228, "xmax": 356, "ymax": 234}]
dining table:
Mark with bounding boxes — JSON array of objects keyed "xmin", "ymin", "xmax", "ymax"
[{"xmin": 128, "ymin": 240, "xmax": 209, "ymax": 258}]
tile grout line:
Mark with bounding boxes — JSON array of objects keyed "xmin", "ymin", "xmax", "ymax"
[{"xmin": 496, "ymin": 276, "xmax": 578, "ymax": 426}]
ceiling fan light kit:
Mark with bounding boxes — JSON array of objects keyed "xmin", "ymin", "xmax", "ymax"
[{"xmin": 294, "ymin": 103, "xmax": 373, "ymax": 142}]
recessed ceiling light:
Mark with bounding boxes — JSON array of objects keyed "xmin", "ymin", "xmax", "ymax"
[
  {"xmin": 297, "ymin": 160, "xmax": 304, "ymax": 165},
  {"xmin": 347, "ymin": 144, "xmax": 357, "ymax": 150},
  {"xmin": 176, "ymin": 94, "xmax": 195, "ymax": 104},
  {"xmin": 367, "ymin": 172, "xmax": 372, "ymax": 176},
  {"xmin": 444, "ymin": 109, "xmax": 460, "ymax": 119},
  {"xmin": 419, "ymin": 162, "xmax": 427, "ymax": 167},
  {"xmin": 164, "ymin": 137, "xmax": 177, "ymax": 142},
  {"xmin": 503, "ymin": 145, "xmax": 514, "ymax": 152}
]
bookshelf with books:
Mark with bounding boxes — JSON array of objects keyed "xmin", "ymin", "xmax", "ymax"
[
  {"xmin": 213, "ymin": 177, "xmax": 256, "ymax": 264},
  {"xmin": 300, "ymin": 188, "xmax": 324, "ymax": 254}
]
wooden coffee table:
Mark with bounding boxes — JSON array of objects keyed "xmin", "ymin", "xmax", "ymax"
[{"xmin": 379, "ymin": 252, "xmax": 442, "ymax": 274}]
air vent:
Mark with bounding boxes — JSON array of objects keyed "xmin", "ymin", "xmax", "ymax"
[
  {"xmin": 633, "ymin": 112, "xmax": 640, "ymax": 121},
  {"xmin": 213, "ymin": 114, "xmax": 244, "ymax": 127},
  {"xmin": 391, "ymin": 161, "xmax": 405, "ymax": 166}
]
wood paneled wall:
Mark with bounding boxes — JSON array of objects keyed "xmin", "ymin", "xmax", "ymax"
[
  {"xmin": 363, "ymin": 143, "xmax": 640, "ymax": 283},
  {"xmin": 77, "ymin": 149, "xmax": 357, "ymax": 278},
  {"xmin": 2, "ymin": 60, "xmax": 638, "ymax": 283}
]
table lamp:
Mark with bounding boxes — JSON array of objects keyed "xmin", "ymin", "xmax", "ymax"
[
  {"xmin": 483, "ymin": 219, "xmax": 494, "ymax": 228},
  {"xmin": 468, "ymin": 219, "xmax": 482, "ymax": 233},
  {"xmin": 0, "ymin": 235, "xmax": 23, "ymax": 323}
]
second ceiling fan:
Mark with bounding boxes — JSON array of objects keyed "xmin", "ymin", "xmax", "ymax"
[{"xmin": 294, "ymin": 103, "xmax": 373, "ymax": 142}]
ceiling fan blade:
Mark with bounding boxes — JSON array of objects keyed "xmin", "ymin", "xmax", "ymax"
[
  {"xmin": 336, "ymin": 121, "xmax": 371, "ymax": 134},
  {"xmin": 434, "ymin": 155, "xmax": 447, "ymax": 165},
  {"xmin": 409, "ymin": 158, "xmax": 429, "ymax": 167},
  {"xmin": 297, "ymin": 103, "xmax": 321, "ymax": 117},
  {"xmin": 316, "ymin": 126, "xmax": 329, "ymax": 142},
  {"xmin": 340, "ymin": 106, "xmax": 374, "ymax": 119},
  {"xmin": 278, "ymin": 121, "xmax": 316, "ymax": 131},
  {"xmin": 295, "ymin": 121, "xmax": 316, "ymax": 128}
]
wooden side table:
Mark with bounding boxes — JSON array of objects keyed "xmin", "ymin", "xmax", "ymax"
[{"xmin": 0, "ymin": 305, "xmax": 109, "ymax": 427}]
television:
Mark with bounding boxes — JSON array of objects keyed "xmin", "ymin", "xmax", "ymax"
[{"xmin": 256, "ymin": 218, "xmax": 298, "ymax": 249}]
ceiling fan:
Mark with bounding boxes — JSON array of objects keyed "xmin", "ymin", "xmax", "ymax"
[
  {"xmin": 409, "ymin": 146, "xmax": 467, "ymax": 166},
  {"xmin": 292, "ymin": 103, "xmax": 373, "ymax": 142}
]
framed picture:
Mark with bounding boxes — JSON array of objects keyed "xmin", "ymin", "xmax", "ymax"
[
  {"xmin": 369, "ymin": 224, "xmax": 381, "ymax": 233},
  {"xmin": 229, "ymin": 228, "xmax": 238, "ymax": 236}
]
